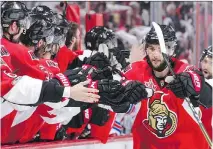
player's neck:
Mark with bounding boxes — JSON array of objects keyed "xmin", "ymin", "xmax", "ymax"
[
  {"xmin": 153, "ymin": 67, "xmax": 169, "ymax": 78},
  {"xmin": 42, "ymin": 52, "xmax": 51, "ymax": 59}
]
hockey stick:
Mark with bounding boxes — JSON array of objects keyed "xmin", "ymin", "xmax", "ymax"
[{"xmin": 152, "ymin": 22, "xmax": 212, "ymax": 148}]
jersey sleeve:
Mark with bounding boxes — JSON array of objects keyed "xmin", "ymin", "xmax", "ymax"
[{"xmin": 123, "ymin": 61, "xmax": 145, "ymax": 81}]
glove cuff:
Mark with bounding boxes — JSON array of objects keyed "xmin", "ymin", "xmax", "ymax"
[
  {"xmin": 87, "ymin": 80, "xmax": 98, "ymax": 90},
  {"xmin": 186, "ymin": 71, "xmax": 202, "ymax": 93},
  {"xmin": 54, "ymin": 73, "xmax": 71, "ymax": 102}
]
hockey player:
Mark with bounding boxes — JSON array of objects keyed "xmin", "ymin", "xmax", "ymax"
[
  {"xmin": 199, "ymin": 45, "xmax": 212, "ymax": 141},
  {"xmin": 200, "ymin": 45, "xmax": 212, "ymax": 80},
  {"xmin": 0, "ymin": 2, "xmax": 100, "ymax": 143},
  {"xmin": 56, "ymin": 21, "xmax": 82, "ymax": 72},
  {"xmin": 61, "ymin": 26, "xmax": 137, "ymax": 143},
  {"xmin": 1, "ymin": 57, "xmax": 100, "ymax": 144},
  {"xmin": 123, "ymin": 24, "xmax": 212, "ymax": 149}
]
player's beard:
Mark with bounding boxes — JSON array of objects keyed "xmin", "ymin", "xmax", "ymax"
[
  {"xmin": 34, "ymin": 44, "xmax": 47, "ymax": 58},
  {"xmin": 149, "ymin": 58, "xmax": 168, "ymax": 72},
  {"xmin": 72, "ymin": 40, "xmax": 79, "ymax": 51}
]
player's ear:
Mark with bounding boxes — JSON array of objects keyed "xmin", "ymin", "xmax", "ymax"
[
  {"xmin": 10, "ymin": 21, "xmax": 18, "ymax": 32},
  {"xmin": 37, "ymin": 39, "xmax": 44, "ymax": 48}
]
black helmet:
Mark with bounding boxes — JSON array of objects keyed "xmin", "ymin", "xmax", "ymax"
[
  {"xmin": 23, "ymin": 19, "xmax": 55, "ymax": 45},
  {"xmin": 84, "ymin": 26, "xmax": 116, "ymax": 51},
  {"xmin": 1, "ymin": 1, "xmax": 29, "ymax": 29},
  {"xmin": 200, "ymin": 45, "xmax": 212, "ymax": 62},
  {"xmin": 145, "ymin": 24, "xmax": 177, "ymax": 44},
  {"xmin": 29, "ymin": 5, "xmax": 56, "ymax": 26}
]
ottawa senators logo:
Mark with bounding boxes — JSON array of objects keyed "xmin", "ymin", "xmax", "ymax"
[{"xmin": 143, "ymin": 91, "xmax": 177, "ymax": 138}]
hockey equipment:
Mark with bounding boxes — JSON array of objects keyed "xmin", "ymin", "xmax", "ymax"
[
  {"xmin": 98, "ymin": 80, "xmax": 153, "ymax": 113},
  {"xmin": 90, "ymin": 106, "xmax": 110, "ymax": 126},
  {"xmin": 145, "ymin": 24, "xmax": 177, "ymax": 56},
  {"xmin": 152, "ymin": 22, "xmax": 212, "ymax": 147},
  {"xmin": 91, "ymin": 67, "xmax": 113, "ymax": 81},
  {"xmin": 1, "ymin": 2, "xmax": 29, "ymax": 29},
  {"xmin": 63, "ymin": 67, "xmax": 94, "ymax": 86},
  {"xmin": 109, "ymin": 47, "xmax": 130, "ymax": 69},
  {"xmin": 23, "ymin": 19, "xmax": 55, "ymax": 46},
  {"xmin": 85, "ymin": 26, "xmax": 116, "ymax": 51},
  {"xmin": 167, "ymin": 71, "xmax": 203, "ymax": 99},
  {"xmin": 200, "ymin": 45, "xmax": 212, "ymax": 62},
  {"xmin": 1, "ymin": 1, "xmax": 30, "ymax": 42},
  {"xmin": 84, "ymin": 52, "xmax": 111, "ymax": 69},
  {"xmin": 29, "ymin": 5, "xmax": 56, "ymax": 25},
  {"xmin": 123, "ymin": 80, "xmax": 151, "ymax": 104}
]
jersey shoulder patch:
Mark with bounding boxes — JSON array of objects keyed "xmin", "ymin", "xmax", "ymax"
[
  {"xmin": 1, "ymin": 45, "xmax": 10, "ymax": 57},
  {"xmin": 46, "ymin": 60, "xmax": 59, "ymax": 68}
]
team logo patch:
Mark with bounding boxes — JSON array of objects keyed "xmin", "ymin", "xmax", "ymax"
[
  {"xmin": 143, "ymin": 91, "xmax": 177, "ymax": 138},
  {"xmin": 1, "ymin": 45, "xmax": 10, "ymax": 57},
  {"xmin": 144, "ymin": 79, "xmax": 157, "ymax": 91}
]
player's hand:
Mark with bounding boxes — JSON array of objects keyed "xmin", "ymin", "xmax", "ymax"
[{"xmin": 70, "ymin": 80, "xmax": 100, "ymax": 103}]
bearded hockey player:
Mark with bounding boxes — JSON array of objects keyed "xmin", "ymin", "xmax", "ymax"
[{"xmin": 123, "ymin": 24, "xmax": 212, "ymax": 149}]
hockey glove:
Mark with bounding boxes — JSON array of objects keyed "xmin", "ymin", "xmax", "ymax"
[
  {"xmin": 84, "ymin": 52, "xmax": 111, "ymax": 69},
  {"xmin": 167, "ymin": 70, "xmax": 204, "ymax": 99},
  {"xmin": 123, "ymin": 80, "xmax": 153, "ymax": 104},
  {"xmin": 89, "ymin": 105, "xmax": 110, "ymax": 126},
  {"xmin": 109, "ymin": 47, "xmax": 130, "ymax": 69},
  {"xmin": 90, "ymin": 67, "xmax": 113, "ymax": 81}
]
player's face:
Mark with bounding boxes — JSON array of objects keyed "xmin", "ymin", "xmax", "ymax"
[
  {"xmin": 146, "ymin": 44, "xmax": 164, "ymax": 69},
  {"xmin": 200, "ymin": 56, "xmax": 212, "ymax": 79},
  {"xmin": 155, "ymin": 115, "xmax": 168, "ymax": 131}
]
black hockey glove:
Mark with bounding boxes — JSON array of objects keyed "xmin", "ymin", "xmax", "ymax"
[
  {"xmin": 97, "ymin": 79, "xmax": 126, "ymax": 105},
  {"xmin": 90, "ymin": 67, "xmax": 113, "ymax": 81},
  {"xmin": 123, "ymin": 80, "xmax": 152, "ymax": 104},
  {"xmin": 89, "ymin": 105, "xmax": 110, "ymax": 126},
  {"xmin": 98, "ymin": 80, "xmax": 153, "ymax": 113},
  {"xmin": 109, "ymin": 47, "xmax": 130, "ymax": 69},
  {"xmin": 167, "ymin": 70, "xmax": 204, "ymax": 102},
  {"xmin": 84, "ymin": 52, "xmax": 111, "ymax": 69}
]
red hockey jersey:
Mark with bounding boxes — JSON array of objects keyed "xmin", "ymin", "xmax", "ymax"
[{"xmin": 124, "ymin": 58, "xmax": 209, "ymax": 149}]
